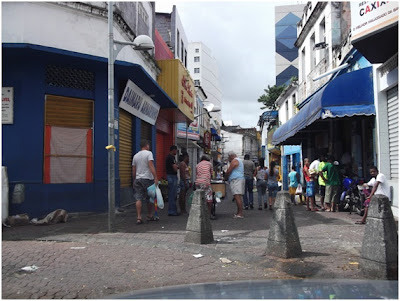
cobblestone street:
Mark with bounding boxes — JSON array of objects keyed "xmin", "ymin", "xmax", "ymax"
[{"xmin": 2, "ymin": 195, "xmax": 379, "ymax": 299}]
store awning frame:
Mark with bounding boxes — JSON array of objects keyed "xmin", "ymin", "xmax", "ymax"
[{"xmin": 272, "ymin": 67, "xmax": 375, "ymax": 145}]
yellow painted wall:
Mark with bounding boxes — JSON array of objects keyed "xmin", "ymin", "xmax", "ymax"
[{"xmin": 157, "ymin": 59, "xmax": 194, "ymax": 121}]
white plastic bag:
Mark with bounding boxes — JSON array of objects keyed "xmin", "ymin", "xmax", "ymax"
[{"xmin": 155, "ymin": 186, "xmax": 164, "ymax": 209}]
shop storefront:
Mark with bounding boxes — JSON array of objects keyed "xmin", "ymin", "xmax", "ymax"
[
  {"xmin": 272, "ymin": 66, "xmax": 376, "ymax": 180},
  {"xmin": 350, "ymin": 1, "xmax": 398, "ymax": 216},
  {"xmin": 2, "ymin": 44, "xmax": 176, "ymax": 216},
  {"xmin": 156, "ymin": 59, "xmax": 195, "ymax": 179}
]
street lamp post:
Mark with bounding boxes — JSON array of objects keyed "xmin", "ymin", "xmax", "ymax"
[{"xmin": 107, "ymin": 1, "xmax": 154, "ymax": 232}]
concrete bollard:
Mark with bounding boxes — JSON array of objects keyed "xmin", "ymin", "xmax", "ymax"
[
  {"xmin": 265, "ymin": 191, "xmax": 302, "ymax": 258},
  {"xmin": 360, "ymin": 194, "xmax": 398, "ymax": 280},
  {"xmin": 184, "ymin": 190, "xmax": 214, "ymax": 244}
]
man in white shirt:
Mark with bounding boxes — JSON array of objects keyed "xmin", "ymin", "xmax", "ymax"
[
  {"xmin": 132, "ymin": 140, "xmax": 158, "ymax": 225},
  {"xmin": 356, "ymin": 166, "xmax": 390, "ymax": 224}
]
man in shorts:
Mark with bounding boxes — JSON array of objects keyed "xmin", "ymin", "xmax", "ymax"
[
  {"xmin": 132, "ymin": 140, "xmax": 158, "ymax": 225},
  {"xmin": 356, "ymin": 166, "xmax": 390, "ymax": 224},
  {"xmin": 225, "ymin": 151, "xmax": 245, "ymax": 218},
  {"xmin": 319, "ymin": 156, "xmax": 340, "ymax": 212},
  {"xmin": 318, "ymin": 155, "xmax": 327, "ymax": 210}
]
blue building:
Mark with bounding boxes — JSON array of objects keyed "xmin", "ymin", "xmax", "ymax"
[
  {"xmin": 275, "ymin": 5, "xmax": 304, "ymax": 87},
  {"xmin": 2, "ymin": 43, "xmax": 176, "ymax": 218}
]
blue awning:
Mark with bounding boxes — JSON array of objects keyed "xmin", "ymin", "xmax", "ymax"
[
  {"xmin": 210, "ymin": 128, "xmax": 221, "ymax": 141},
  {"xmin": 272, "ymin": 67, "xmax": 375, "ymax": 145}
]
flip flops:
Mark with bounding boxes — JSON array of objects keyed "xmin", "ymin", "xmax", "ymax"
[
  {"xmin": 147, "ymin": 216, "xmax": 159, "ymax": 221},
  {"xmin": 233, "ymin": 214, "xmax": 244, "ymax": 219},
  {"xmin": 136, "ymin": 219, "xmax": 143, "ymax": 225}
]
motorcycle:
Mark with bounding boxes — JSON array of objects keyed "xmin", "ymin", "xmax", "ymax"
[{"xmin": 339, "ymin": 177, "xmax": 365, "ymax": 215}]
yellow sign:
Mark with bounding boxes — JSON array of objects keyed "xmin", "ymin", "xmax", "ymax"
[{"xmin": 157, "ymin": 59, "xmax": 194, "ymax": 121}]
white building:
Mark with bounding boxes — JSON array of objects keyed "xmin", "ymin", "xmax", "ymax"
[
  {"xmin": 350, "ymin": 1, "xmax": 399, "ymax": 216},
  {"xmin": 155, "ymin": 5, "xmax": 189, "ymax": 67},
  {"xmin": 187, "ymin": 42, "xmax": 223, "ymax": 126},
  {"xmin": 220, "ymin": 130, "xmax": 243, "ymax": 160}
]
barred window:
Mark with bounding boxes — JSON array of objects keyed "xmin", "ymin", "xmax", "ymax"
[{"xmin": 46, "ymin": 65, "xmax": 95, "ymax": 91}]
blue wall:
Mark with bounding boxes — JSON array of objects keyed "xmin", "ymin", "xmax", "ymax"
[{"xmin": 2, "ymin": 46, "xmax": 113, "ymax": 217}]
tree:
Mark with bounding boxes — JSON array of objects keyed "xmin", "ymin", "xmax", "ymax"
[{"xmin": 257, "ymin": 84, "xmax": 286, "ymax": 110}]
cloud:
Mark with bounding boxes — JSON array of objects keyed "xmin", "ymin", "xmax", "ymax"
[{"xmin": 156, "ymin": 1, "xmax": 297, "ymax": 128}]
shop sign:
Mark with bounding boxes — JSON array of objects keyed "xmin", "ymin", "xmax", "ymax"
[
  {"xmin": 176, "ymin": 120, "xmax": 200, "ymax": 140},
  {"xmin": 157, "ymin": 60, "xmax": 195, "ymax": 121},
  {"xmin": 119, "ymin": 79, "xmax": 160, "ymax": 125},
  {"xmin": 351, "ymin": 1, "xmax": 398, "ymax": 42},
  {"xmin": 204, "ymin": 131, "xmax": 211, "ymax": 149},
  {"xmin": 2, "ymin": 87, "xmax": 14, "ymax": 124}
]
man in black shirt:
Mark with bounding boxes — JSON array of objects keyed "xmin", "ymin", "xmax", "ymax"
[{"xmin": 166, "ymin": 145, "xmax": 179, "ymax": 216}]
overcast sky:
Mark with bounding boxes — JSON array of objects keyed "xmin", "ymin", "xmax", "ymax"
[{"xmin": 155, "ymin": 0, "xmax": 305, "ymax": 128}]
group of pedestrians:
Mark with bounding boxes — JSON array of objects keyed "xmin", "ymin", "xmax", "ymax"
[
  {"xmin": 131, "ymin": 142, "xmax": 217, "ymax": 224},
  {"xmin": 224, "ymin": 152, "xmax": 281, "ymax": 218}
]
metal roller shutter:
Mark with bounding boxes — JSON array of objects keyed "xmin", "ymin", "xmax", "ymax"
[
  {"xmin": 119, "ymin": 110, "xmax": 133, "ymax": 187},
  {"xmin": 44, "ymin": 95, "xmax": 94, "ymax": 183},
  {"xmin": 387, "ymin": 86, "xmax": 398, "ymax": 179}
]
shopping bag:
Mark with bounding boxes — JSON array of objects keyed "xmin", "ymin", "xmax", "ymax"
[
  {"xmin": 147, "ymin": 184, "xmax": 156, "ymax": 203},
  {"xmin": 295, "ymin": 184, "xmax": 302, "ymax": 195},
  {"xmin": 155, "ymin": 186, "xmax": 164, "ymax": 209}
]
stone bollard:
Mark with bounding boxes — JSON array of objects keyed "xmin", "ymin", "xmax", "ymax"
[
  {"xmin": 265, "ymin": 191, "xmax": 302, "ymax": 258},
  {"xmin": 184, "ymin": 190, "xmax": 214, "ymax": 244},
  {"xmin": 360, "ymin": 194, "xmax": 398, "ymax": 280}
]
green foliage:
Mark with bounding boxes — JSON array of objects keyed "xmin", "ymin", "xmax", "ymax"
[{"xmin": 257, "ymin": 84, "xmax": 286, "ymax": 110}]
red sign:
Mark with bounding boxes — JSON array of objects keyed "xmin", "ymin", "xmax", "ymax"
[{"xmin": 204, "ymin": 131, "xmax": 211, "ymax": 148}]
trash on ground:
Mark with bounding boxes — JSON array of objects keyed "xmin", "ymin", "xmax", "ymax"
[
  {"xmin": 193, "ymin": 254, "xmax": 203, "ymax": 258},
  {"xmin": 215, "ymin": 197, "xmax": 221, "ymax": 203},
  {"xmin": 221, "ymin": 230, "xmax": 229, "ymax": 233},
  {"xmin": 6, "ymin": 214, "xmax": 30, "ymax": 226},
  {"xmin": 349, "ymin": 262, "xmax": 359, "ymax": 265},
  {"xmin": 220, "ymin": 258, "xmax": 232, "ymax": 264},
  {"xmin": 30, "ymin": 209, "xmax": 68, "ymax": 225},
  {"xmin": 21, "ymin": 265, "xmax": 39, "ymax": 272},
  {"xmin": 70, "ymin": 247, "xmax": 86, "ymax": 250}
]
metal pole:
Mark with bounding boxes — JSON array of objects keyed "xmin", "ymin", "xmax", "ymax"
[
  {"xmin": 107, "ymin": 1, "xmax": 115, "ymax": 232},
  {"xmin": 186, "ymin": 121, "xmax": 189, "ymax": 151}
]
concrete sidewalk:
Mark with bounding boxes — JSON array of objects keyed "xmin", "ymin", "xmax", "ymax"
[{"xmin": 1, "ymin": 196, "xmax": 376, "ymax": 299}]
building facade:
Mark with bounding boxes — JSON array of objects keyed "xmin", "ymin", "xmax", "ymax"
[
  {"xmin": 275, "ymin": 4, "xmax": 304, "ymax": 86},
  {"xmin": 187, "ymin": 42, "xmax": 223, "ymax": 126},
  {"xmin": 272, "ymin": 2, "xmax": 380, "ymax": 203},
  {"xmin": 2, "ymin": 2, "xmax": 179, "ymax": 216},
  {"xmin": 350, "ymin": 1, "xmax": 399, "ymax": 216}
]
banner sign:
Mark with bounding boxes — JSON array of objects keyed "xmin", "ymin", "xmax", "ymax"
[
  {"xmin": 176, "ymin": 120, "xmax": 200, "ymax": 140},
  {"xmin": 2, "ymin": 87, "xmax": 14, "ymax": 124},
  {"xmin": 351, "ymin": 1, "xmax": 399, "ymax": 42},
  {"xmin": 119, "ymin": 79, "xmax": 160, "ymax": 125}
]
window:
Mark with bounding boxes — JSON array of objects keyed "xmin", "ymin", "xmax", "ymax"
[
  {"xmin": 194, "ymin": 56, "xmax": 200, "ymax": 62},
  {"xmin": 285, "ymin": 100, "xmax": 289, "ymax": 122},
  {"xmin": 195, "ymin": 48, "xmax": 199, "ymax": 53},
  {"xmin": 301, "ymin": 48, "xmax": 306, "ymax": 82},
  {"xmin": 310, "ymin": 33, "xmax": 316, "ymax": 69},
  {"xmin": 44, "ymin": 95, "xmax": 93, "ymax": 184},
  {"xmin": 177, "ymin": 30, "xmax": 180, "ymax": 57},
  {"xmin": 138, "ymin": 3, "xmax": 148, "ymax": 23},
  {"xmin": 181, "ymin": 41, "xmax": 184, "ymax": 62},
  {"xmin": 184, "ymin": 50, "xmax": 187, "ymax": 68},
  {"xmin": 194, "ymin": 68, "xmax": 200, "ymax": 73},
  {"xmin": 292, "ymin": 93, "xmax": 297, "ymax": 115},
  {"xmin": 194, "ymin": 80, "xmax": 200, "ymax": 86}
]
